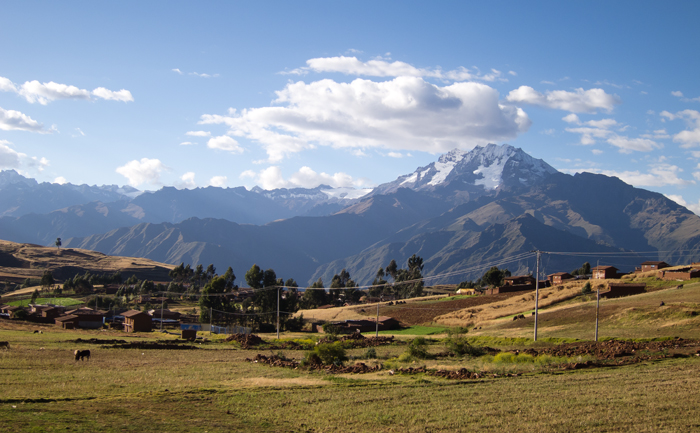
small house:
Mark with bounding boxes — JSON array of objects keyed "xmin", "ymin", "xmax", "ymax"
[
  {"xmin": 548, "ymin": 272, "xmax": 573, "ymax": 285},
  {"xmin": 56, "ymin": 308, "xmax": 104, "ymax": 329},
  {"xmin": 640, "ymin": 261, "xmax": 670, "ymax": 273},
  {"xmin": 122, "ymin": 310, "xmax": 153, "ymax": 333},
  {"xmin": 602, "ymin": 283, "xmax": 646, "ymax": 299},
  {"xmin": 657, "ymin": 267, "xmax": 700, "ymax": 281},
  {"xmin": 592, "ymin": 266, "xmax": 619, "ymax": 280}
]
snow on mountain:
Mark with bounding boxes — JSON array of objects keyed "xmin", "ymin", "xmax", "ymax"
[{"xmin": 372, "ymin": 143, "xmax": 558, "ymax": 196}]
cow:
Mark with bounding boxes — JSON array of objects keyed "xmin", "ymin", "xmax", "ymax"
[
  {"xmin": 74, "ymin": 349, "xmax": 91, "ymax": 361},
  {"xmin": 0, "ymin": 341, "xmax": 9, "ymax": 349}
]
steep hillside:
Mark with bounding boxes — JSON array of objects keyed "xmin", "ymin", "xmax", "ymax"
[{"xmin": 0, "ymin": 240, "xmax": 174, "ymax": 283}]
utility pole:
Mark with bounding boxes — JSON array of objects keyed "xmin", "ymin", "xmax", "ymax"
[
  {"xmin": 595, "ymin": 259, "xmax": 600, "ymax": 341},
  {"xmin": 533, "ymin": 250, "xmax": 540, "ymax": 342},
  {"xmin": 276, "ymin": 287, "xmax": 280, "ymax": 340},
  {"xmin": 160, "ymin": 292, "xmax": 164, "ymax": 332},
  {"xmin": 210, "ymin": 307, "xmax": 212, "ymax": 337},
  {"xmin": 375, "ymin": 301, "xmax": 379, "ymax": 337}
]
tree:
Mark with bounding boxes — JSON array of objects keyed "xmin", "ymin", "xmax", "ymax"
[
  {"xmin": 222, "ymin": 267, "xmax": 236, "ymax": 290},
  {"xmin": 199, "ymin": 276, "xmax": 234, "ymax": 323},
  {"xmin": 301, "ymin": 278, "xmax": 327, "ymax": 309},
  {"xmin": 370, "ymin": 267, "xmax": 387, "ymax": 297},
  {"xmin": 55, "ymin": 238, "xmax": 62, "ymax": 249},
  {"xmin": 30, "ymin": 288, "xmax": 39, "ymax": 304},
  {"xmin": 244, "ymin": 264, "xmax": 264, "ymax": 290},
  {"xmin": 40, "ymin": 270, "xmax": 55, "ymax": 292},
  {"xmin": 481, "ymin": 266, "xmax": 510, "ymax": 288},
  {"xmin": 385, "ymin": 260, "xmax": 398, "ymax": 280}
]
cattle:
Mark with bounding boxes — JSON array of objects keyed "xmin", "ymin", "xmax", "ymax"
[
  {"xmin": 74, "ymin": 349, "xmax": 91, "ymax": 361},
  {"xmin": 0, "ymin": 341, "xmax": 9, "ymax": 349}
]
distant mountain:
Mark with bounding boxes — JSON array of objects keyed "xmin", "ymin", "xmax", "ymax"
[
  {"xmin": 0, "ymin": 172, "xmax": 372, "ymax": 244},
  {"xmin": 371, "ymin": 143, "xmax": 558, "ymax": 205},
  {"xmin": 4, "ymin": 144, "xmax": 700, "ymax": 287},
  {"xmin": 0, "ymin": 170, "xmax": 139, "ymax": 218}
]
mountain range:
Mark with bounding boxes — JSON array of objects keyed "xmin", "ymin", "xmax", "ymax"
[{"xmin": 2, "ymin": 143, "xmax": 699, "ymax": 286}]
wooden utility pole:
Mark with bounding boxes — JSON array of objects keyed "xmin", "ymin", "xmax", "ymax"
[
  {"xmin": 534, "ymin": 250, "xmax": 540, "ymax": 341},
  {"xmin": 276, "ymin": 287, "xmax": 280, "ymax": 340},
  {"xmin": 375, "ymin": 302, "xmax": 379, "ymax": 337}
]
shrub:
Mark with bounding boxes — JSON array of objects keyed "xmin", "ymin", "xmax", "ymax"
[
  {"xmin": 362, "ymin": 347, "xmax": 377, "ymax": 359},
  {"xmin": 445, "ymin": 335, "xmax": 486, "ymax": 357},
  {"xmin": 303, "ymin": 342, "xmax": 347, "ymax": 366},
  {"xmin": 406, "ymin": 337, "xmax": 431, "ymax": 359},
  {"xmin": 321, "ymin": 323, "xmax": 341, "ymax": 336},
  {"xmin": 581, "ymin": 282, "xmax": 592, "ymax": 295}
]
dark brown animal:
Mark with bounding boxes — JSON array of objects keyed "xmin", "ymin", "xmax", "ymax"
[
  {"xmin": 74, "ymin": 349, "xmax": 91, "ymax": 361},
  {"xmin": 0, "ymin": 341, "xmax": 9, "ymax": 349}
]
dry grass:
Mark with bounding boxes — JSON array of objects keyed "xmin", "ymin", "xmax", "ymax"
[
  {"xmin": 3, "ymin": 313, "xmax": 700, "ymax": 431},
  {"xmin": 434, "ymin": 281, "xmax": 600, "ymax": 327}
]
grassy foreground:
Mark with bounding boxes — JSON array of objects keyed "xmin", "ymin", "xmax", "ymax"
[{"xmin": 1, "ymin": 322, "xmax": 700, "ymax": 432}]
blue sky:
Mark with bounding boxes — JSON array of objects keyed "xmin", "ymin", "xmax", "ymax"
[{"xmin": 1, "ymin": 1, "xmax": 700, "ymax": 212}]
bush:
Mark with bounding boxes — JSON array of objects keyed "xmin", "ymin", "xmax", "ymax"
[
  {"xmin": 445, "ymin": 335, "xmax": 486, "ymax": 357},
  {"xmin": 406, "ymin": 337, "xmax": 432, "ymax": 359},
  {"xmin": 581, "ymin": 282, "xmax": 592, "ymax": 295},
  {"xmin": 303, "ymin": 342, "xmax": 347, "ymax": 366},
  {"xmin": 321, "ymin": 323, "xmax": 341, "ymax": 336},
  {"xmin": 362, "ymin": 347, "xmax": 377, "ymax": 359},
  {"xmin": 284, "ymin": 314, "xmax": 305, "ymax": 332}
]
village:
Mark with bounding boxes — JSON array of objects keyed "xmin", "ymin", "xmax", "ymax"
[{"xmin": 2, "ymin": 259, "xmax": 698, "ymax": 338}]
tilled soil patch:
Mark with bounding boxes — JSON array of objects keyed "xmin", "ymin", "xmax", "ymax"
[
  {"xmin": 101, "ymin": 342, "xmax": 199, "ymax": 350},
  {"xmin": 225, "ymin": 333, "xmax": 264, "ymax": 348},
  {"xmin": 521, "ymin": 338, "xmax": 699, "ymax": 360}
]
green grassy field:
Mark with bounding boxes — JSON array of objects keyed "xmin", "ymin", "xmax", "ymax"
[
  {"xmin": 2, "ymin": 282, "xmax": 700, "ymax": 431},
  {"xmin": 1, "ymin": 321, "xmax": 699, "ymax": 432},
  {"xmin": 4, "ymin": 297, "xmax": 83, "ymax": 307}
]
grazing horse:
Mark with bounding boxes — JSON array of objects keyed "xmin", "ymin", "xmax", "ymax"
[
  {"xmin": 74, "ymin": 349, "xmax": 91, "ymax": 361},
  {"xmin": 0, "ymin": 341, "xmax": 9, "ymax": 349}
]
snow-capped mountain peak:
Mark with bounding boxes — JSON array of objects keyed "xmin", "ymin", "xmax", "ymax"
[{"xmin": 373, "ymin": 143, "xmax": 558, "ymax": 197}]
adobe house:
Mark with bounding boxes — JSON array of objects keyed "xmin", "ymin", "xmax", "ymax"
[
  {"xmin": 602, "ymin": 283, "xmax": 646, "ymax": 299},
  {"xmin": 592, "ymin": 266, "xmax": 619, "ymax": 280},
  {"xmin": 503, "ymin": 275, "xmax": 536, "ymax": 286},
  {"xmin": 55, "ymin": 314, "xmax": 79, "ymax": 329},
  {"xmin": 56, "ymin": 308, "xmax": 104, "ymax": 329},
  {"xmin": 640, "ymin": 261, "xmax": 670, "ymax": 272},
  {"xmin": 548, "ymin": 272, "xmax": 573, "ymax": 285},
  {"xmin": 657, "ymin": 267, "xmax": 700, "ymax": 281},
  {"xmin": 148, "ymin": 309, "xmax": 181, "ymax": 321},
  {"xmin": 122, "ymin": 310, "xmax": 153, "ymax": 332}
]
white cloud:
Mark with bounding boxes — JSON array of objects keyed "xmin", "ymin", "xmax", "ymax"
[
  {"xmin": 562, "ymin": 114, "xmax": 580, "ymax": 124},
  {"xmin": 0, "ymin": 76, "xmax": 133, "ymax": 104},
  {"xmin": 606, "ymin": 136, "xmax": 662, "ymax": 153},
  {"xmin": 190, "ymin": 72, "xmax": 219, "ymax": 78},
  {"xmin": 665, "ymin": 194, "xmax": 700, "ymax": 215},
  {"xmin": 540, "ymin": 80, "xmax": 556, "ymax": 85},
  {"xmin": 387, "ymin": 152, "xmax": 405, "ymax": 158},
  {"xmin": 506, "ymin": 86, "xmax": 620, "ymax": 113},
  {"xmin": 0, "ymin": 107, "xmax": 47, "ymax": 132},
  {"xmin": 0, "ymin": 76, "xmax": 17, "ymax": 92},
  {"xmin": 180, "ymin": 141, "xmax": 195, "ymax": 146},
  {"xmin": 283, "ymin": 56, "xmax": 506, "ymax": 82},
  {"xmin": 508, "ymin": 71, "xmax": 517, "ymax": 76},
  {"xmin": 0, "ymin": 140, "xmax": 49, "ymax": 171},
  {"xmin": 241, "ymin": 165, "xmax": 371, "ymax": 190},
  {"xmin": 207, "ymin": 135, "xmax": 243, "ymax": 153},
  {"xmin": 201, "ymin": 76, "xmax": 530, "ymax": 162},
  {"xmin": 92, "ymin": 87, "xmax": 134, "ymax": 102},
  {"xmin": 73, "ymin": 128, "xmax": 86, "ymax": 137},
  {"xmin": 115, "ymin": 158, "xmax": 167, "ymax": 187},
  {"xmin": 591, "ymin": 149, "xmax": 603, "ymax": 155},
  {"xmin": 19, "ymin": 80, "xmax": 91, "ymax": 104},
  {"xmin": 180, "ymin": 172, "xmax": 196, "ymax": 189},
  {"xmin": 672, "ymin": 91, "xmax": 684, "ymax": 98},
  {"xmin": 540, "ymin": 129, "xmax": 555, "ymax": 135},
  {"xmin": 691, "ymin": 151, "xmax": 700, "ymax": 158},
  {"xmin": 172, "ymin": 68, "xmax": 183, "ymax": 75},
  {"xmin": 186, "ymin": 131, "xmax": 211, "ymax": 137},
  {"xmin": 54, "ymin": 176, "xmax": 68, "ymax": 185},
  {"xmin": 209, "ymin": 175, "xmax": 227, "ymax": 187},
  {"xmin": 661, "ymin": 110, "xmax": 700, "ymax": 148},
  {"xmin": 567, "ymin": 163, "xmax": 693, "ymax": 187}
]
